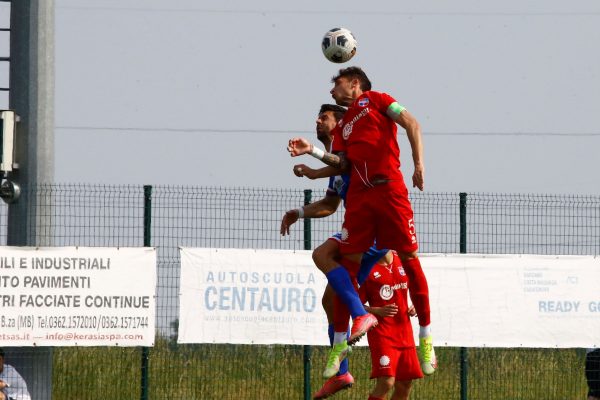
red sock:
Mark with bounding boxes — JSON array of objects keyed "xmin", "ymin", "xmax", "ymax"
[{"xmin": 403, "ymin": 257, "xmax": 431, "ymax": 326}]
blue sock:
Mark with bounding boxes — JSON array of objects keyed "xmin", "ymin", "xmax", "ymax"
[
  {"xmin": 328, "ymin": 324, "xmax": 334, "ymax": 345},
  {"xmin": 338, "ymin": 328, "xmax": 350, "ymax": 375},
  {"xmin": 326, "ymin": 266, "xmax": 366, "ymax": 318},
  {"xmin": 328, "ymin": 324, "xmax": 349, "ymax": 376}
]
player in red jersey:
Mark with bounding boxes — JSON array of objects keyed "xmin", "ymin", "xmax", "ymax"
[
  {"xmin": 287, "ymin": 66, "xmax": 436, "ymax": 375},
  {"xmin": 360, "ymin": 250, "xmax": 424, "ymax": 400}
]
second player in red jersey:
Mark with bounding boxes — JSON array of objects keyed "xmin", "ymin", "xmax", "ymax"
[{"xmin": 360, "ymin": 250, "xmax": 423, "ymax": 400}]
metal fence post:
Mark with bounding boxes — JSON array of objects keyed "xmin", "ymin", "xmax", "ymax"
[
  {"xmin": 303, "ymin": 189, "xmax": 312, "ymax": 400},
  {"xmin": 459, "ymin": 192, "xmax": 468, "ymax": 400},
  {"xmin": 141, "ymin": 185, "xmax": 152, "ymax": 400}
]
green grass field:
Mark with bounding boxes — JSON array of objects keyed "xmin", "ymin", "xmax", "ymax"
[{"xmin": 51, "ymin": 339, "xmax": 589, "ymax": 399}]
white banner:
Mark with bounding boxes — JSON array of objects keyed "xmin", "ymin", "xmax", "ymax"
[
  {"xmin": 179, "ymin": 248, "xmax": 600, "ymax": 348},
  {"xmin": 0, "ymin": 247, "xmax": 156, "ymax": 346},
  {"xmin": 179, "ymin": 248, "xmax": 329, "ymax": 345}
]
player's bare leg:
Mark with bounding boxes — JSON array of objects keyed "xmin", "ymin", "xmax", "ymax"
[
  {"xmin": 312, "ymin": 240, "xmax": 340, "ymax": 275},
  {"xmin": 313, "ymin": 245, "xmax": 377, "ymax": 343},
  {"xmin": 368, "ymin": 376, "xmax": 395, "ymax": 400},
  {"xmin": 390, "ymin": 380, "xmax": 413, "ymax": 400},
  {"xmin": 314, "ymin": 243, "xmax": 380, "ymax": 378},
  {"xmin": 398, "ymin": 251, "xmax": 436, "ymax": 375},
  {"xmin": 338, "ymin": 253, "xmax": 378, "ymax": 344},
  {"xmin": 315, "ymin": 284, "xmax": 355, "ymax": 396},
  {"xmin": 322, "ymin": 284, "xmax": 335, "ymax": 323}
]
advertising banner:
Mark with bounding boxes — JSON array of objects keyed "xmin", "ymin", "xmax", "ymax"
[
  {"xmin": 179, "ymin": 248, "xmax": 327, "ymax": 345},
  {"xmin": 0, "ymin": 247, "xmax": 156, "ymax": 346},
  {"xmin": 179, "ymin": 248, "xmax": 600, "ymax": 348}
]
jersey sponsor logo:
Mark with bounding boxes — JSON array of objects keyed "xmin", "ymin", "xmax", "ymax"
[
  {"xmin": 358, "ymin": 98, "xmax": 369, "ymax": 107},
  {"xmin": 380, "ymin": 284, "xmax": 394, "ymax": 300},
  {"xmin": 342, "ymin": 107, "xmax": 371, "ymax": 140},
  {"xmin": 379, "ymin": 355, "xmax": 391, "ymax": 367},
  {"xmin": 380, "ymin": 282, "xmax": 408, "ymax": 300},
  {"xmin": 342, "ymin": 123, "xmax": 352, "ymax": 139}
]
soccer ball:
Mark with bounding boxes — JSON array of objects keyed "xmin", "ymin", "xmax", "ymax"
[{"xmin": 321, "ymin": 27, "xmax": 357, "ymax": 63}]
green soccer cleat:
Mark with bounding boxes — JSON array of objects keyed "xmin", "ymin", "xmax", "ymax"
[
  {"xmin": 418, "ymin": 335, "xmax": 437, "ymax": 376},
  {"xmin": 322, "ymin": 342, "xmax": 351, "ymax": 379}
]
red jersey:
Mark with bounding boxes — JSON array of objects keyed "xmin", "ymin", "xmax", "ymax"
[
  {"xmin": 331, "ymin": 91, "xmax": 404, "ymax": 190},
  {"xmin": 359, "ymin": 251, "xmax": 415, "ymax": 348}
]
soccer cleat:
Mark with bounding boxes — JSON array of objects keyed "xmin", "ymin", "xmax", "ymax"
[
  {"xmin": 313, "ymin": 372, "xmax": 354, "ymax": 399},
  {"xmin": 418, "ymin": 335, "xmax": 437, "ymax": 375},
  {"xmin": 348, "ymin": 313, "xmax": 378, "ymax": 345},
  {"xmin": 322, "ymin": 342, "xmax": 351, "ymax": 379}
]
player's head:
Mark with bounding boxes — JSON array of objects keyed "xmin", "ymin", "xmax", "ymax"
[
  {"xmin": 330, "ymin": 66, "xmax": 372, "ymax": 106},
  {"xmin": 316, "ymin": 104, "xmax": 346, "ymax": 143}
]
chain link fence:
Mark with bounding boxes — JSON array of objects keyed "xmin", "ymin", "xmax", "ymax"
[{"xmin": 1, "ymin": 185, "xmax": 598, "ymax": 399}]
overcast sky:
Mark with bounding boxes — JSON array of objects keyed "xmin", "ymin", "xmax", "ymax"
[{"xmin": 2, "ymin": 0, "xmax": 600, "ymax": 194}]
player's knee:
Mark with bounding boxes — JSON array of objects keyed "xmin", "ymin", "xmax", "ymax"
[
  {"xmin": 383, "ymin": 380, "xmax": 395, "ymax": 392},
  {"xmin": 312, "ymin": 244, "xmax": 337, "ymax": 272},
  {"xmin": 391, "ymin": 380, "xmax": 412, "ymax": 400},
  {"xmin": 311, "ymin": 250, "xmax": 326, "ymax": 272},
  {"xmin": 373, "ymin": 376, "xmax": 395, "ymax": 396}
]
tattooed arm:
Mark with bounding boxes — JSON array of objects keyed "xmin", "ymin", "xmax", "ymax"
[{"xmin": 287, "ymin": 137, "xmax": 349, "ymax": 172}]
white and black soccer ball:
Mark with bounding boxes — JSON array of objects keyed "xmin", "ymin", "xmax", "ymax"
[{"xmin": 321, "ymin": 27, "xmax": 357, "ymax": 63}]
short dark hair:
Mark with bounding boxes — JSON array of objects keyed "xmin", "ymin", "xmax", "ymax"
[
  {"xmin": 331, "ymin": 66, "xmax": 372, "ymax": 91},
  {"xmin": 319, "ymin": 104, "xmax": 346, "ymax": 122},
  {"xmin": 0, "ymin": 348, "xmax": 4, "ymax": 357}
]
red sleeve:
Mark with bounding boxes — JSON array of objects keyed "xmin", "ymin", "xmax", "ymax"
[
  {"xmin": 371, "ymin": 91, "xmax": 397, "ymax": 115},
  {"xmin": 330, "ymin": 123, "xmax": 346, "ymax": 153}
]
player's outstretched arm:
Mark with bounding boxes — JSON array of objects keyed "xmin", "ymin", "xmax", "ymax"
[
  {"xmin": 293, "ymin": 164, "xmax": 341, "ymax": 179},
  {"xmin": 280, "ymin": 196, "xmax": 341, "ymax": 236},
  {"xmin": 388, "ymin": 106, "xmax": 425, "ymax": 191},
  {"xmin": 280, "ymin": 210, "xmax": 299, "ymax": 236},
  {"xmin": 287, "ymin": 138, "xmax": 349, "ymax": 171},
  {"xmin": 305, "ymin": 196, "xmax": 341, "ymax": 218}
]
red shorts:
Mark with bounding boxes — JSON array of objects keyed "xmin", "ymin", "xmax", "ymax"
[
  {"xmin": 340, "ymin": 181, "xmax": 418, "ymax": 254},
  {"xmin": 369, "ymin": 345, "xmax": 424, "ymax": 381}
]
